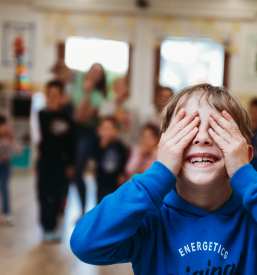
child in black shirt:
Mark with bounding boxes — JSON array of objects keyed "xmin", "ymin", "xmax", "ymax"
[
  {"xmin": 37, "ymin": 80, "xmax": 76, "ymax": 243},
  {"xmin": 94, "ymin": 116, "xmax": 129, "ymax": 203}
]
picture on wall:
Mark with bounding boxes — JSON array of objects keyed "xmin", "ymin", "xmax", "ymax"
[
  {"xmin": 1, "ymin": 20, "xmax": 35, "ymax": 68},
  {"xmin": 245, "ymin": 34, "xmax": 257, "ymax": 81}
]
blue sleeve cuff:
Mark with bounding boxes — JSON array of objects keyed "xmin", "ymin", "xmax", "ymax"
[
  {"xmin": 230, "ymin": 164, "xmax": 257, "ymax": 198},
  {"xmin": 133, "ymin": 161, "xmax": 177, "ymax": 200}
]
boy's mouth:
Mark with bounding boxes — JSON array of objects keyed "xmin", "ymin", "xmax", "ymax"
[{"xmin": 186, "ymin": 153, "xmax": 219, "ymax": 166}]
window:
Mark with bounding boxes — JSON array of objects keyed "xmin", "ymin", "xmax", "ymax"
[
  {"xmin": 65, "ymin": 37, "xmax": 129, "ymax": 74},
  {"xmin": 159, "ymin": 38, "xmax": 224, "ymax": 92}
]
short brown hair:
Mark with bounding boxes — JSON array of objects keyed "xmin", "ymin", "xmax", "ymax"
[
  {"xmin": 99, "ymin": 116, "xmax": 119, "ymax": 129},
  {"xmin": 160, "ymin": 83, "xmax": 252, "ymax": 144},
  {"xmin": 46, "ymin": 80, "xmax": 64, "ymax": 95},
  {"xmin": 141, "ymin": 124, "xmax": 160, "ymax": 140}
]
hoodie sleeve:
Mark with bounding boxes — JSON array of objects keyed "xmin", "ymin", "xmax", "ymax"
[
  {"xmin": 70, "ymin": 161, "xmax": 176, "ymax": 265},
  {"xmin": 230, "ymin": 164, "xmax": 257, "ymax": 221}
]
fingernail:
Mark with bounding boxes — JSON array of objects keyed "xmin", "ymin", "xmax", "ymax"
[
  {"xmin": 192, "ymin": 109, "xmax": 198, "ymax": 115},
  {"xmin": 209, "ymin": 117, "xmax": 214, "ymax": 121},
  {"xmin": 194, "ymin": 117, "xmax": 199, "ymax": 121},
  {"xmin": 179, "ymin": 108, "xmax": 185, "ymax": 114},
  {"xmin": 210, "ymin": 112, "xmax": 216, "ymax": 116},
  {"xmin": 223, "ymin": 110, "xmax": 228, "ymax": 115}
]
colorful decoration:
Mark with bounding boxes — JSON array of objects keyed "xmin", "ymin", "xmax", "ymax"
[{"xmin": 13, "ymin": 37, "xmax": 30, "ymax": 93}]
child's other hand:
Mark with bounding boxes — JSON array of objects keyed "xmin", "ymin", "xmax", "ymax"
[
  {"xmin": 157, "ymin": 108, "xmax": 200, "ymax": 177},
  {"xmin": 208, "ymin": 111, "xmax": 253, "ymax": 178}
]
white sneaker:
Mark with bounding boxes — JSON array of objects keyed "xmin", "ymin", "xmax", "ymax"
[
  {"xmin": 43, "ymin": 231, "xmax": 62, "ymax": 243},
  {"xmin": 0, "ymin": 214, "xmax": 17, "ymax": 226}
]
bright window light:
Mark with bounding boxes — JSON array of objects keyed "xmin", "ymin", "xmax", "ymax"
[
  {"xmin": 161, "ymin": 41, "xmax": 199, "ymax": 63},
  {"xmin": 65, "ymin": 37, "xmax": 129, "ymax": 74},
  {"xmin": 159, "ymin": 38, "xmax": 224, "ymax": 92}
]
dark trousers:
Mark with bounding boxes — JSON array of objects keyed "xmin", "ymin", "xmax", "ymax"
[
  {"xmin": 74, "ymin": 127, "xmax": 98, "ymax": 211},
  {"xmin": 37, "ymin": 159, "xmax": 68, "ymax": 231},
  {"xmin": 0, "ymin": 162, "xmax": 11, "ymax": 214},
  {"xmin": 97, "ymin": 185, "xmax": 117, "ymax": 204}
]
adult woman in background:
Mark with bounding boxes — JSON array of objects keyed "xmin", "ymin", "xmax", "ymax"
[{"xmin": 72, "ymin": 63, "xmax": 106, "ymax": 218}]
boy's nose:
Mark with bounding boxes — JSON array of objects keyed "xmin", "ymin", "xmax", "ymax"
[{"xmin": 192, "ymin": 129, "xmax": 213, "ymax": 146}]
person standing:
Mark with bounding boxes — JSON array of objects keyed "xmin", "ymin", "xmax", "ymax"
[
  {"xmin": 37, "ymin": 80, "xmax": 76, "ymax": 242},
  {"xmin": 94, "ymin": 116, "xmax": 129, "ymax": 203},
  {"xmin": 72, "ymin": 63, "xmax": 106, "ymax": 218},
  {"xmin": 99, "ymin": 77, "xmax": 139, "ymax": 147}
]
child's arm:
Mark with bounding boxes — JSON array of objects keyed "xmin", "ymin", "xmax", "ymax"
[
  {"xmin": 230, "ymin": 164, "xmax": 257, "ymax": 221},
  {"xmin": 209, "ymin": 111, "xmax": 257, "ymax": 220},
  {"xmin": 70, "ymin": 109, "xmax": 199, "ymax": 265},
  {"xmin": 71, "ymin": 162, "xmax": 176, "ymax": 265}
]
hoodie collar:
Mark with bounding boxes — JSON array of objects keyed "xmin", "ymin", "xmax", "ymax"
[{"xmin": 163, "ymin": 189, "xmax": 243, "ymax": 217}]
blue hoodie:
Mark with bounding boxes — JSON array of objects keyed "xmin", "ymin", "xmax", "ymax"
[{"xmin": 70, "ymin": 161, "xmax": 257, "ymax": 275}]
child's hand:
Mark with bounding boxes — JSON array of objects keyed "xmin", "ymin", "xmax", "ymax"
[
  {"xmin": 157, "ymin": 108, "xmax": 200, "ymax": 176},
  {"xmin": 208, "ymin": 111, "xmax": 253, "ymax": 178}
]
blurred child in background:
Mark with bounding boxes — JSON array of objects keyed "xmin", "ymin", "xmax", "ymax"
[
  {"xmin": 72, "ymin": 63, "xmax": 106, "ymax": 217},
  {"xmin": 37, "ymin": 80, "xmax": 76, "ymax": 243},
  {"xmin": 0, "ymin": 114, "xmax": 21, "ymax": 226},
  {"xmin": 94, "ymin": 116, "xmax": 129, "ymax": 203},
  {"xmin": 126, "ymin": 124, "xmax": 159, "ymax": 179},
  {"xmin": 249, "ymin": 98, "xmax": 257, "ymax": 170},
  {"xmin": 146, "ymin": 86, "xmax": 174, "ymax": 127},
  {"xmin": 99, "ymin": 77, "xmax": 139, "ymax": 147}
]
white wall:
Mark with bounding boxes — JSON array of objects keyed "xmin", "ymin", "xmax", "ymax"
[
  {"xmin": 0, "ymin": 3, "xmax": 54, "ymax": 86},
  {"xmin": 229, "ymin": 21, "xmax": 257, "ymax": 95},
  {"xmin": 0, "ymin": 1, "xmax": 257, "ymax": 111}
]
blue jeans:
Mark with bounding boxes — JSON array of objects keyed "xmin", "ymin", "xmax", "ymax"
[
  {"xmin": 0, "ymin": 162, "xmax": 11, "ymax": 214},
  {"xmin": 74, "ymin": 127, "xmax": 98, "ymax": 212}
]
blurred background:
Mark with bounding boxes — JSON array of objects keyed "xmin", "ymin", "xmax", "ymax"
[{"xmin": 1, "ymin": 0, "xmax": 257, "ymax": 274}]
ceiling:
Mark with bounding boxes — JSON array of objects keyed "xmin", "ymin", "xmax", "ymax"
[{"xmin": 0, "ymin": 0, "xmax": 256, "ymax": 20}]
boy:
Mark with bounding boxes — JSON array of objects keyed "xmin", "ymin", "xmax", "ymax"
[
  {"xmin": 94, "ymin": 116, "xmax": 129, "ymax": 203},
  {"xmin": 37, "ymin": 80, "xmax": 75, "ymax": 243},
  {"xmin": 70, "ymin": 83, "xmax": 257, "ymax": 274}
]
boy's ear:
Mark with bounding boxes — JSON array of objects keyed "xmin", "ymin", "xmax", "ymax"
[{"xmin": 248, "ymin": 145, "xmax": 253, "ymax": 163}]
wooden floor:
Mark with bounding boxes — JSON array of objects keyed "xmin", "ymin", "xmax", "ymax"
[{"xmin": 0, "ymin": 170, "xmax": 133, "ymax": 275}]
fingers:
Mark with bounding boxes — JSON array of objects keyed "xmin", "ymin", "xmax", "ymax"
[
  {"xmin": 178, "ymin": 127, "xmax": 199, "ymax": 148},
  {"xmin": 166, "ymin": 108, "xmax": 186, "ymax": 133},
  {"xmin": 172, "ymin": 116, "xmax": 200, "ymax": 144},
  {"xmin": 222, "ymin": 110, "xmax": 240, "ymax": 129},
  {"xmin": 208, "ymin": 128, "xmax": 227, "ymax": 149},
  {"xmin": 210, "ymin": 111, "xmax": 241, "ymax": 138},
  {"xmin": 209, "ymin": 117, "xmax": 233, "ymax": 144},
  {"xmin": 167, "ymin": 109, "xmax": 199, "ymax": 139}
]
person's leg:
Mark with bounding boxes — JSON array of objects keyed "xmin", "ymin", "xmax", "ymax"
[
  {"xmin": 74, "ymin": 129, "xmax": 98, "ymax": 214},
  {"xmin": 37, "ymin": 160, "xmax": 64, "ymax": 242},
  {"xmin": 50, "ymin": 162, "xmax": 66, "ymax": 228},
  {"xmin": 0, "ymin": 162, "xmax": 11, "ymax": 215},
  {"xmin": 59, "ymin": 169, "xmax": 70, "ymax": 215},
  {"xmin": 37, "ymin": 159, "xmax": 52, "ymax": 231}
]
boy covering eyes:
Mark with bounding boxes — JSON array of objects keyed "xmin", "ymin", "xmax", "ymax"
[{"xmin": 70, "ymin": 83, "xmax": 256, "ymax": 275}]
